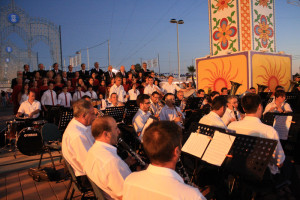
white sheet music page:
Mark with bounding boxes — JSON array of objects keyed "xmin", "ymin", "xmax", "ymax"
[
  {"xmin": 273, "ymin": 115, "xmax": 292, "ymax": 140},
  {"xmin": 182, "ymin": 132, "xmax": 211, "ymax": 158},
  {"xmin": 202, "ymin": 131, "xmax": 236, "ymax": 166}
]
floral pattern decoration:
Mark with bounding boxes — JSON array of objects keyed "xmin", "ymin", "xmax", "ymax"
[
  {"xmin": 254, "ymin": 0, "xmax": 273, "ymax": 9},
  {"xmin": 211, "ymin": 0, "xmax": 234, "ymax": 13},
  {"xmin": 254, "ymin": 15, "xmax": 274, "ymax": 50},
  {"xmin": 212, "ymin": 12, "xmax": 237, "ymax": 54}
]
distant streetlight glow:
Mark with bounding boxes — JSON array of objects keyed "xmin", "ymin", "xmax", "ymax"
[{"xmin": 170, "ymin": 19, "xmax": 184, "ymax": 78}]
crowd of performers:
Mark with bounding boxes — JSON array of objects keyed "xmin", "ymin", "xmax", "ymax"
[{"xmin": 10, "ymin": 61, "xmax": 300, "ymax": 199}]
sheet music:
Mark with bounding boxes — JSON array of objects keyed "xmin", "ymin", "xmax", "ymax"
[
  {"xmin": 273, "ymin": 115, "xmax": 292, "ymax": 140},
  {"xmin": 202, "ymin": 131, "xmax": 236, "ymax": 166},
  {"xmin": 182, "ymin": 132, "xmax": 211, "ymax": 158}
]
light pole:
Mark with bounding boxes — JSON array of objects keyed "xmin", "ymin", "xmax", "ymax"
[{"xmin": 170, "ymin": 19, "xmax": 184, "ymax": 78}]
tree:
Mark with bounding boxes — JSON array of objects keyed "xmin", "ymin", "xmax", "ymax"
[{"xmin": 187, "ymin": 65, "xmax": 196, "ymax": 87}]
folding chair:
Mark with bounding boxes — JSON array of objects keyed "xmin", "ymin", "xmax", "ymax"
[{"xmin": 87, "ymin": 176, "xmax": 106, "ymax": 200}]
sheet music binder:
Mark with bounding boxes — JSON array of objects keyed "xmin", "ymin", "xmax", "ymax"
[
  {"xmin": 183, "ymin": 123, "xmax": 277, "ymax": 181},
  {"xmin": 103, "ymin": 106, "xmax": 125, "ymax": 123}
]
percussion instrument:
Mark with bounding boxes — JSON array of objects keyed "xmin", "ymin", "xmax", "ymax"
[
  {"xmin": 6, "ymin": 120, "xmax": 25, "ymax": 139},
  {"xmin": 184, "ymin": 89, "xmax": 196, "ymax": 98},
  {"xmin": 17, "ymin": 127, "xmax": 43, "ymax": 156},
  {"xmin": 32, "ymin": 120, "xmax": 48, "ymax": 130}
]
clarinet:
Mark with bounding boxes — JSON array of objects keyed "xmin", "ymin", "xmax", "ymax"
[
  {"xmin": 173, "ymin": 103, "xmax": 184, "ymax": 127},
  {"xmin": 117, "ymin": 138, "xmax": 146, "ymax": 167},
  {"xmin": 233, "ymin": 107, "xmax": 239, "ymax": 121},
  {"xmin": 176, "ymin": 158, "xmax": 194, "ymax": 186}
]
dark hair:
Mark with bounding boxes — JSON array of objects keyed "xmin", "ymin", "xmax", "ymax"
[
  {"xmin": 151, "ymin": 91, "xmax": 159, "ymax": 96},
  {"xmin": 48, "ymin": 82, "xmax": 54, "ymax": 86},
  {"xmin": 275, "ymin": 90, "xmax": 286, "ymax": 98},
  {"xmin": 92, "ymin": 116, "xmax": 114, "ymax": 139},
  {"xmin": 164, "ymin": 93, "xmax": 174, "ymax": 100},
  {"xmin": 275, "ymin": 85, "xmax": 284, "ymax": 91},
  {"xmin": 250, "ymin": 87, "xmax": 255, "ymax": 90},
  {"xmin": 143, "ymin": 121, "xmax": 182, "ymax": 164},
  {"xmin": 211, "ymin": 96, "xmax": 227, "ymax": 110},
  {"xmin": 241, "ymin": 93, "xmax": 262, "ymax": 114},
  {"xmin": 81, "ymin": 63, "xmax": 85, "ymax": 67},
  {"xmin": 81, "ymin": 95, "xmax": 91, "ymax": 100},
  {"xmin": 221, "ymin": 87, "xmax": 227, "ymax": 92},
  {"xmin": 136, "ymin": 94, "xmax": 150, "ymax": 107},
  {"xmin": 197, "ymin": 89, "xmax": 204, "ymax": 94},
  {"xmin": 210, "ymin": 91, "xmax": 220, "ymax": 98}
]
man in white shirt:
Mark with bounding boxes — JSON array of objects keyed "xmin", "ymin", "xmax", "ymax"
[
  {"xmin": 107, "ymin": 93, "xmax": 124, "ymax": 107},
  {"xmin": 149, "ymin": 91, "xmax": 162, "ymax": 118},
  {"xmin": 161, "ymin": 75, "xmax": 182, "ymax": 94},
  {"xmin": 221, "ymin": 95, "xmax": 242, "ymax": 126},
  {"xmin": 62, "ymin": 99, "xmax": 96, "ymax": 186},
  {"xmin": 263, "ymin": 90, "xmax": 292, "ymax": 115},
  {"xmin": 144, "ymin": 77, "xmax": 163, "ymax": 96},
  {"xmin": 17, "ymin": 91, "xmax": 41, "ymax": 119},
  {"xmin": 41, "ymin": 82, "xmax": 57, "ymax": 111},
  {"xmin": 123, "ymin": 121, "xmax": 206, "ymax": 200},
  {"xmin": 160, "ymin": 93, "xmax": 184, "ymax": 129},
  {"xmin": 72, "ymin": 85, "xmax": 85, "ymax": 102},
  {"xmin": 58, "ymin": 86, "xmax": 72, "ymax": 108},
  {"xmin": 132, "ymin": 94, "xmax": 151, "ymax": 137},
  {"xmin": 228, "ymin": 93, "xmax": 285, "ymax": 175},
  {"xmin": 109, "ymin": 76, "xmax": 128, "ymax": 103},
  {"xmin": 84, "ymin": 116, "xmax": 132, "ymax": 200},
  {"xmin": 85, "ymin": 86, "xmax": 98, "ymax": 100},
  {"xmin": 199, "ymin": 96, "xmax": 227, "ymax": 129}
]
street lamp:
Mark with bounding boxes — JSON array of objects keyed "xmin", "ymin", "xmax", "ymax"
[{"xmin": 170, "ymin": 19, "xmax": 184, "ymax": 78}]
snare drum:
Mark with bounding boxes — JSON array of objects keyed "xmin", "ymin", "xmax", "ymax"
[
  {"xmin": 32, "ymin": 120, "xmax": 48, "ymax": 130},
  {"xmin": 17, "ymin": 127, "xmax": 43, "ymax": 156},
  {"xmin": 6, "ymin": 120, "xmax": 25, "ymax": 139}
]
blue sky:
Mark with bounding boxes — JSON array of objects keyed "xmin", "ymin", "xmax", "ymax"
[{"xmin": 2, "ymin": 0, "xmax": 300, "ymax": 74}]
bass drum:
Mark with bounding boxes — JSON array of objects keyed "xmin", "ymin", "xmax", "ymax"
[{"xmin": 17, "ymin": 127, "xmax": 44, "ymax": 156}]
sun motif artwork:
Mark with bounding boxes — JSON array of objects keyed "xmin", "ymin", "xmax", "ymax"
[
  {"xmin": 213, "ymin": 18, "xmax": 237, "ymax": 50},
  {"xmin": 254, "ymin": 15, "xmax": 273, "ymax": 48},
  {"xmin": 252, "ymin": 54, "xmax": 291, "ymax": 92},
  {"xmin": 197, "ymin": 54, "xmax": 248, "ymax": 93}
]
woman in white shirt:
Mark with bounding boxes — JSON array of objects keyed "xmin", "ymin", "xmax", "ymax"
[
  {"xmin": 19, "ymin": 83, "xmax": 30, "ymax": 104},
  {"xmin": 128, "ymin": 84, "xmax": 140, "ymax": 100}
]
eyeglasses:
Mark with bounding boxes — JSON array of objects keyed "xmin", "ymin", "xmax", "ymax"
[{"xmin": 144, "ymin": 102, "xmax": 151, "ymax": 104}]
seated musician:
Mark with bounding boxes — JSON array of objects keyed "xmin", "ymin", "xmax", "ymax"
[
  {"xmin": 107, "ymin": 93, "xmax": 124, "ymax": 107},
  {"xmin": 160, "ymin": 93, "xmax": 184, "ymax": 129},
  {"xmin": 263, "ymin": 90, "xmax": 292, "ymax": 115},
  {"xmin": 228, "ymin": 93, "xmax": 285, "ymax": 175},
  {"xmin": 250, "ymin": 87, "xmax": 256, "ymax": 94},
  {"xmin": 144, "ymin": 76, "xmax": 163, "ymax": 96},
  {"xmin": 221, "ymin": 95, "xmax": 242, "ymax": 126},
  {"xmin": 149, "ymin": 91, "xmax": 162, "ymax": 118},
  {"xmin": 123, "ymin": 121, "xmax": 206, "ymax": 200},
  {"xmin": 176, "ymin": 91, "xmax": 186, "ymax": 111},
  {"xmin": 84, "ymin": 116, "xmax": 132, "ymax": 200},
  {"xmin": 132, "ymin": 94, "xmax": 151, "ymax": 137},
  {"xmin": 161, "ymin": 75, "xmax": 189, "ymax": 95},
  {"xmin": 202, "ymin": 91, "xmax": 220, "ymax": 111},
  {"xmin": 62, "ymin": 99, "xmax": 96, "ymax": 186},
  {"xmin": 16, "ymin": 91, "xmax": 41, "ymax": 119},
  {"xmin": 220, "ymin": 87, "xmax": 228, "ymax": 96},
  {"xmin": 199, "ymin": 96, "xmax": 227, "ymax": 129},
  {"xmin": 109, "ymin": 76, "xmax": 128, "ymax": 103}
]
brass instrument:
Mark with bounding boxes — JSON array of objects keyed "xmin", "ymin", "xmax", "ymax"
[
  {"xmin": 229, "ymin": 81, "xmax": 242, "ymax": 95},
  {"xmin": 257, "ymin": 84, "xmax": 268, "ymax": 93},
  {"xmin": 287, "ymin": 80, "xmax": 297, "ymax": 92}
]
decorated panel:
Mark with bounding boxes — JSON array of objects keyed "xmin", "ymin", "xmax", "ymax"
[
  {"xmin": 239, "ymin": 0, "xmax": 252, "ymax": 51},
  {"xmin": 252, "ymin": 0, "xmax": 275, "ymax": 52},
  {"xmin": 196, "ymin": 52, "xmax": 248, "ymax": 94},
  {"xmin": 209, "ymin": 0, "xmax": 239, "ymax": 56}
]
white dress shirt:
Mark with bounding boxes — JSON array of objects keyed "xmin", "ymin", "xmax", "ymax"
[
  {"xmin": 199, "ymin": 111, "xmax": 227, "ymax": 129},
  {"xmin": 58, "ymin": 92, "xmax": 72, "ymax": 107},
  {"xmin": 85, "ymin": 90, "xmax": 98, "ymax": 99},
  {"xmin": 132, "ymin": 109, "xmax": 151, "ymax": 133},
  {"xmin": 161, "ymin": 83, "xmax": 181, "ymax": 94},
  {"xmin": 41, "ymin": 89, "xmax": 57, "ymax": 106},
  {"xmin": 123, "ymin": 164, "xmax": 206, "ymax": 200},
  {"xmin": 18, "ymin": 100, "xmax": 41, "ymax": 118},
  {"xmin": 128, "ymin": 89, "xmax": 140, "ymax": 100},
  {"xmin": 144, "ymin": 84, "xmax": 161, "ymax": 96},
  {"xmin": 263, "ymin": 101, "xmax": 292, "ymax": 115},
  {"xmin": 221, "ymin": 107, "xmax": 241, "ymax": 126},
  {"xmin": 228, "ymin": 116, "xmax": 285, "ymax": 174},
  {"xmin": 159, "ymin": 105, "xmax": 185, "ymax": 128},
  {"xmin": 84, "ymin": 141, "xmax": 131, "ymax": 200},
  {"xmin": 62, "ymin": 118, "xmax": 95, "ymax": 176},
  {"xmin": 97, "ymin": 99, "xmax": 107, "ymax": 110},
  {"xmin": 150, "ymin": 99, "xmax": 162, "ymax": 115},
  {"xmin": 109, "ymin": 84, "xmax": 127, "ymax": 103},
  {"xmin": 72, "ymin": 91, "xmax": 85, "ymax": 102}
]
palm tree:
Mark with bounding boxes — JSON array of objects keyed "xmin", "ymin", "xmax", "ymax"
[{"xmin": 187, "ymin": 65, "xmax": 196, "ymax": 87}]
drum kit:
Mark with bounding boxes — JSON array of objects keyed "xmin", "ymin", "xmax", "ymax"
[{"xmin": 2, "ymin": 118, "xmax": 48, "ymax": 157}]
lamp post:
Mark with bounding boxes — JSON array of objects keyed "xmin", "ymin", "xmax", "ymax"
[{"xmin": 170, "ymin": 19, "xmax": 184, "ymax": 78}]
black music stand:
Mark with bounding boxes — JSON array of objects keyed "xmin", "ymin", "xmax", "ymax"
[
  {"xmin": 103, "ymin": 106, "xmax": 125, "ymax": 123},
  {"xmin": 286, "ymin": 92, "xmax": 298, "ymax": 111},
  {"xmin": 185, "ymin": 97, "xmax": 204, "ymax": 110},
  {"xmin": 125, "ymin": 100, "xmax": 138, "ymax": 108},
  {"xmin": 58, "ymin": 108, "xmax": 73, "ymax": 133},
  {"xmin": 123, "ymin": 106, "xmax": 139, "ymax": 125},
  {"xmin": 259, "ymin": 92, "xmax": 273, "ymax": 108}
]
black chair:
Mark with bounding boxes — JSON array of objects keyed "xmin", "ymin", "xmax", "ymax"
[
  {"xmin": 64, "ymin": 159, "xmax": 94, "ymax": 200},
  {"xmin": 87, "ymin": 176, "xmax": 106, "ymax": 200}
]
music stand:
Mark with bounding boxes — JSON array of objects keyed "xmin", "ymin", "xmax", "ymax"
[
  {"xmin": 103, "ymin": 106, "xmax": 125, "ymax": 123},
  {"xmin": 123, "ymin": 106, "xmax": 139, "ymax": 125},
  {"xmin": 58, "ymin": 108, "xmax": 73, "ymax": 133},
  {"xmin": 286, "ymin": 92, "xmax": 297, "ymax": 110},
  {"xmin": 125, "ymin": 100, "xmax": 138, "ymax": 108}
]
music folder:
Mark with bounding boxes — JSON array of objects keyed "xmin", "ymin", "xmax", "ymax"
[{"xmin": 182, "ymin": 131, "xmax": 236, "ymax": 166}]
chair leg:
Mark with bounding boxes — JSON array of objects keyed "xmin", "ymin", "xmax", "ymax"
[
  {"xmin": 64, "ymin": 180, "xmax": 72, "ymax": 200},
  {"xmin": 70, "ymin": 187, "xmax": 75, "ymax": 200},
  {"xmin": 38, "ymin": 151, "xmax": 44, "ymax": 169}
]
